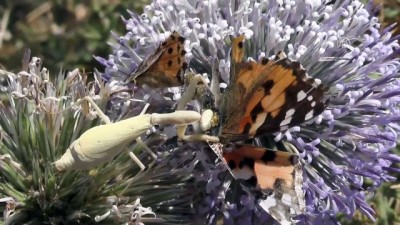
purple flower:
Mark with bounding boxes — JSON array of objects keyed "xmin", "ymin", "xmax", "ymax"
[{"xmin": 98, "ymin": 0, "xmax": 400, "ymax": 224}]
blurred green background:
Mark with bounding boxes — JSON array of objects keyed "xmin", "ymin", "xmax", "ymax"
[
  {"xmin": 0, "ymin": 0, "xmax": 147, "ymax": 73},
  {"xmin": 0, "ymin": 0, "xmax": 398, "ymax": 224}
]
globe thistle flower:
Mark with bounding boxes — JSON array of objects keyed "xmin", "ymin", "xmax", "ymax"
[
  {"xmin": 0, "ymin": 51, "xmax": 202, "ymax": 224},
  {"xmin": 97, "ymin": 0, "xmax": 400, "ymax": 224}
]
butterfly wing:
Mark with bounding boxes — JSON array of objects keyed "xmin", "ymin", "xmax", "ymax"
[
  {"xmin": 221, "ymin": 36, "xmax": 328, "ymax": 140},
  {"xmin": 223, "ymin": 145, "xmax": 305, "ymax": 225},
  {"xmin": 129, "ymin": 31, "xmax": 187, "ymax": 88}
]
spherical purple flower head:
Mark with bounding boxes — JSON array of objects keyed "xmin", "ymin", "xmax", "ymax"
[{"xmin": 97, "ymin": 0, "xmax": 400, "ymax": 224}]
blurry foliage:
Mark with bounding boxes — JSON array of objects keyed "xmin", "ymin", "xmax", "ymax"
[
  {"xmin": 377, "ymin": 0, "xmax": 400, "ymax": 35},
  {"xmin": 0, "ymin": 0, "xmax": 399, "ymax": 224},
  {"xmin": 0, "ymin": 0, "xmax": 149, "ymax": 73}
]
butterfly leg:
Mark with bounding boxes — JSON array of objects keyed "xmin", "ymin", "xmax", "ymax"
[{"xmin": 176, "ymin": 73, "xmax": 219, "ymax": 142}]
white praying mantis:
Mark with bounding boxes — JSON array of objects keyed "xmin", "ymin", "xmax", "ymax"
[{"xmin": 54, "ymin": 73, "xmax": 219, "ymax": 171}]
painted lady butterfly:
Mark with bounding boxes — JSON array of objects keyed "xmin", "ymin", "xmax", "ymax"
[
  {"xmin": 203, "ymin": 35, "xmax": 328, "ymax": 224},
  {"xmin": 127, "ymin": 31, "xmax": 187, "ymax": 88}
]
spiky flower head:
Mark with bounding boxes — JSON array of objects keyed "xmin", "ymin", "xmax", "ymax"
[
  {"xmin": 0, "ymin": 50, "xmax": 202, "ymax": 224},
  {"xmin": 97, "ymin": 0, "xmax": 400, "ymax": 224}
]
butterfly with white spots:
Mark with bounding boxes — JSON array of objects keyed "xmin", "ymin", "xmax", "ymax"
[{"xmin": 203, "ymin": 35, "xmax": 328, "ymax": 224}]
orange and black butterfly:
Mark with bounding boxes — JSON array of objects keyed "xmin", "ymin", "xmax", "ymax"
[
  {"xmin": 127, "ymin": 31, "xmax": 187, "ymax": 88},
  {"xmin": 208, "ymin": 35, "xmax": 328, "ymax": 225}
]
